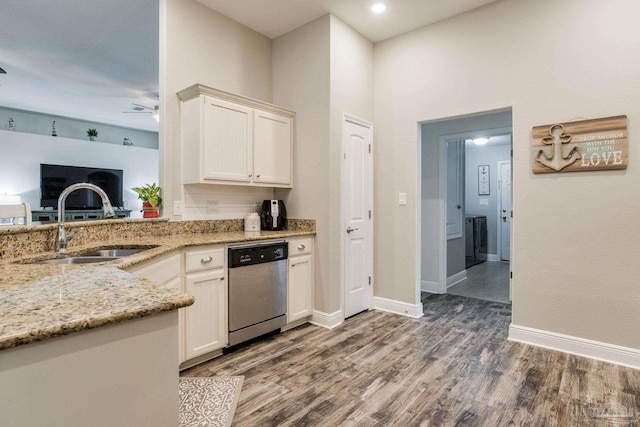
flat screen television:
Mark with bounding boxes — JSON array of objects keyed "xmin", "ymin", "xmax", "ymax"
[{"xmin": 40, "ymin": 164, "xmax": 124, "ymax": 209}]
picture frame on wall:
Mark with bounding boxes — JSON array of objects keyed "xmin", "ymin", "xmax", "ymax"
[{"xmin": 478, "ymin": 165, "xmax": 490, "ymax": 195}]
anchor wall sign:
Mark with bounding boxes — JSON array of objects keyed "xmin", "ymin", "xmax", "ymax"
[{"xmin": 531, "ymin": 115, "xmax": 627, "ymax": 174}]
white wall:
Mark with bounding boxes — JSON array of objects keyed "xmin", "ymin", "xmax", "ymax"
[
  {"xmin": 465, "ymin": 143, "xmax": 511, "ymax": 258},
  {"xmin": 162, "ymin": 0, "xmax": 274, "ymax": 219},
  {"xmin": 377, "ymin": 0, "xmax": 640, "ymax": 349},
  {"xmin": 0, "ymin": 130, "xmax": 158, "ymax": 217}
]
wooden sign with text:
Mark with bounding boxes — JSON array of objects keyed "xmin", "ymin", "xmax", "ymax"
[{"xmin": 531, "ymin": 115, "xmax": 627, "ymax": 174}]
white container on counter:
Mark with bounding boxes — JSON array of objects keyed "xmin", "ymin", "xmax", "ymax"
[{"xmin": 244, "ymin": 212, "xmax": 261, "ymax": 237}]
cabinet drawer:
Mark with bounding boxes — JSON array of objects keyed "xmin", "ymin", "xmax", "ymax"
[
  {"xmin": 288, "ymin": 237, "xmax": 313, "ymax": 256},
  {"xmin": 185, "ymin": 246, "xmax": 224, "ymax": 272}
]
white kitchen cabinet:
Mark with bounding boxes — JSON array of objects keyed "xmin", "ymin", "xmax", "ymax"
[
  {"xmin": 287, "ymin": 237, "xmax": 314, "ymax": 323},
  {"xmin": 178, "ymin": 84, "xmax": 294, "ymax": 188},
  {"xmin": 183, "ymin": 245, "xmax": 227, "ymax": 361},
  {"xmin": 201, "ymin": 97, "xmax": 253, "ymax": 183},
  {"xmin": 253, "ymin": 109, "xmax": 292, "ymax": 185}
]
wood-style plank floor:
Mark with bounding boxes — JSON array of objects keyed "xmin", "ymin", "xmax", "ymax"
[{"xmin": 181, "ymin": 294, "xmax": 640, "ymax": 426}]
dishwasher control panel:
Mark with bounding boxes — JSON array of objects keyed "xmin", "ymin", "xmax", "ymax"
[{"xmin": 228, "ymin": 242, "xmax": 288, "ymax": 268}]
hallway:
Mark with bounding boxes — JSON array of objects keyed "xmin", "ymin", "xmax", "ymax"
[{"xmin": 448, "ymin": 261, "xmax": 510, "ymax": 304}]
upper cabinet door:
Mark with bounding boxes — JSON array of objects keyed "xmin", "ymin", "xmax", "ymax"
[
  {"xmin": 202, "ymin": 96, "xmax": 253, "ymax": 182},
  {"xmin": 253, "ymin": 110, "xmax": 292, "ymax": 186}
]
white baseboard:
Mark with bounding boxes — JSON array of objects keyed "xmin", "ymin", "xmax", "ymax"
[
  {"xmin": 447, "ymin": 270, "xmax": 467, "ymax": 288},
  {"xmin": 373, "ymin": 296, "xmax": 424, "ymax": 318},
  {"xmin": 310, "ymin": 310, "xmax": 343, "ymax": 329},
  {"xmin": 420, "ymin": 280, "xmax": 440, "ymax": 293},
  {"xmin": 509, "ymin": 324, "xmax": 640, "ymax": 370},
  {"xmin": 486, "ymin": 254, "xmax": 500, "ymax": 262}
]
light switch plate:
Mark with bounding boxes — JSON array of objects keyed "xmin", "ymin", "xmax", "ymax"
[
  {"xmin": 173, "ymin": 201, "xmax": 182, "ymax": 215},
  {"xmin": 399, "ymin": 192, "xmax": 407, "ymax": 205}
]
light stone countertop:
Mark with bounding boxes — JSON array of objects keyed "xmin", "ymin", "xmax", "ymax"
[{"xmin": 0, "ymin": 229, "xmax": 314, "ymax": 351}]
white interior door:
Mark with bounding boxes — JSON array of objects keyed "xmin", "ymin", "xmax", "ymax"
[
  {"xmin": 498, "ymin": 161, "xmax": 511, "ymax": 261},
  {"xmin": 446, "ymin": 140, "xmax": 464, "ymax": 239},
  {"xmin": 343, "ymin": 115, "xmax": 373, "ymax": 319}
]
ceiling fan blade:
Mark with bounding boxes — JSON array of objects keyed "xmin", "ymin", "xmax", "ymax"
[{"xmin": 131, "ymin": 103, "xmax": 153, "ymax": 111}]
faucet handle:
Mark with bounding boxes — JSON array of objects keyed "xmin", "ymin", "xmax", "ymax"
[{"xmin": 67, "ymin": 227, "xmax": 85, "ymax": 242}]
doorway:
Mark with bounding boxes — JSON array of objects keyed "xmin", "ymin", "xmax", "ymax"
[{"xmin": 419, "ymin": 109, "xmax": 512, "ymax": 304}]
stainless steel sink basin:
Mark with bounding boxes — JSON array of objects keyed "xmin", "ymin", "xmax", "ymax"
[
  {"xmin": 78, "ymin": 248, "xmax": 152, "ymax": 257},
  {"xmin": 36, "ymin": 256, "xmax": 120, "ymax": 265},
  {"xmin": 32, "ymin": 246, "xmax": 158, "ymax": 265}
]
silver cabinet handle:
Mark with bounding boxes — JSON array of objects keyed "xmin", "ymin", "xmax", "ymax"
[
  {"xmin": 298, "ymin": 244, "xmax": 306, "ymax": 250},
  {"xmin": 219, "ymin": 277, "xmax": 224, "ymax": 281},
  {"xmin": 256, "ymin": 174, "xmax": 261, "ymax": 178},
  {"xmin": 201, "ymin": 256, "xmax": 213, "ymax": 264},
  {"xmin": 248, "ymin": 173, "xmax": 252, "ymax": 177},
  {"xmin": 346, "ymin": 227, "xmax": 358, "ymax": 233}
]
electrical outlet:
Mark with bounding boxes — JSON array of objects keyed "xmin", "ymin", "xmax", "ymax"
[
  {"xmin": 173, "ymin": 201, "xmax": 182, "ymax": 216},
  {"xmin": 206, "ymin": 201, "xmax": 219, "ymax": 214}
]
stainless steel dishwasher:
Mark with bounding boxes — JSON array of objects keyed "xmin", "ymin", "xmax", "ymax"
[{"xmin": 227, "ymin": 241, "xmax": 288, "ymax": 346}]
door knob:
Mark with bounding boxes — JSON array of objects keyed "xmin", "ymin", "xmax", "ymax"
[{"xmin": 346, "ymin": 227, "xmax": 359, "ymax": 233}]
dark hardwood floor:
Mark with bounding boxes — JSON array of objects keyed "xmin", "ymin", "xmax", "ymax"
[{"xmin": 182, "ymin": 294, "xmax": 640, "ymax": 426}]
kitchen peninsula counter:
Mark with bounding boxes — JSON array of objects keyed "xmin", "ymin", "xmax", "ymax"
[
  {"xmin": 0, "ymin": 221, "xmax": 315, "ymax": 351},
  {"xmin": 0, "ymin": 219, "xmax": 315, "ymax": 426}
]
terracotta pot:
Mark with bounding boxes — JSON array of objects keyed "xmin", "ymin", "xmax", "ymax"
[{"xmin": 142, "ymin": 201, "xmax": 159, "ymax": 218}]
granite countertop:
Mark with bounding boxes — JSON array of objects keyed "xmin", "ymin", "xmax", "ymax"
[{"xmin": 0, "ymin": 229, "xmax": 314, "ymax": 351}]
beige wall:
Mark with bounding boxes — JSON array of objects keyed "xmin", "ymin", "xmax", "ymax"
[
  {"xmin": 273, "ymin": 16, "xmax": 332, "ymax": 312},
  {"xmin": 376, "ymin": 0, "xmax": 640, "ymax": 348},
  {"xmin": 273, "ymin": 15, "xmax": 373, "ymax": 314},
  {"xmin": 162, "ymin": 0, "xmax": 273, "ymax": 218},
  {"xmin": 329, "ymin": 16, "xmax": 374, "ymax": 312}
]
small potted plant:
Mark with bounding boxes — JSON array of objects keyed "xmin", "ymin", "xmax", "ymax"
[
  {"xmin": 87, "ymin": 128, "xmax": 98, "ymax": 141},
  {"xmin": 132, "ymin": 183, "xmax": 162, "ymax": 218}
]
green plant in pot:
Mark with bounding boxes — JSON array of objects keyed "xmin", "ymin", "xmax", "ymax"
[
  {"xmin": 87, "ymin": 128, "xmax": 98, "ymax": 141},
  {"xmin": 132, "ymin": 183, "xmax": 162, "ymax": 218}
]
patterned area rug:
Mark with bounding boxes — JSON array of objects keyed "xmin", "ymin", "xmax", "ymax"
[{"xmin": 179, "ymin": 376, "xmax": 244, "ymax": 427}]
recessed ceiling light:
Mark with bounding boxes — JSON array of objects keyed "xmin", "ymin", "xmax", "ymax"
[
  {"xmin": 473, "ymin": 137, "xmax": 489, "ymax": 146},
  {"xmin": 371, "ymin": 3, "xmax": 386, "ymax": 13}
]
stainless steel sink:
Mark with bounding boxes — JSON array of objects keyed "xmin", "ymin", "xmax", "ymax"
[
  {"xmin": 36, "ymin": 256, "xmax": 120, "ymax": 265},
  {"xmin": 33, "ymin": 246, "xmax": 158, "ymax": 265},
  {"xmin": 78, "ymin": 248, "xmax": 152, "ymax": 257}
]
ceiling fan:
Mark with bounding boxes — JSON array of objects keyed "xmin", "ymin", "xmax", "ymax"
[{"xmin": 122, "ymin": 103, "xmax": 159, "ymax": 121}]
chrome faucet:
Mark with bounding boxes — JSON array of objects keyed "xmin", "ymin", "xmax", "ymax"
[{"xmin": 57, "ymin": 183, "xmax": 115, "ymax": 253}]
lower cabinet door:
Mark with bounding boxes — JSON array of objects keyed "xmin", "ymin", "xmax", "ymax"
[
  {"xmin": 288, "ymin": 255, "xmax": 313, "ymax": 322},
  {"xmin": 184, "ymin": 269, "xmax": 226, "ymax": 360}
]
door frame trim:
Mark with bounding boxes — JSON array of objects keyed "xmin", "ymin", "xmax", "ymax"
[{"xmin": 341, "ymin": 113, "xmax": 374, "ymax": 319}]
